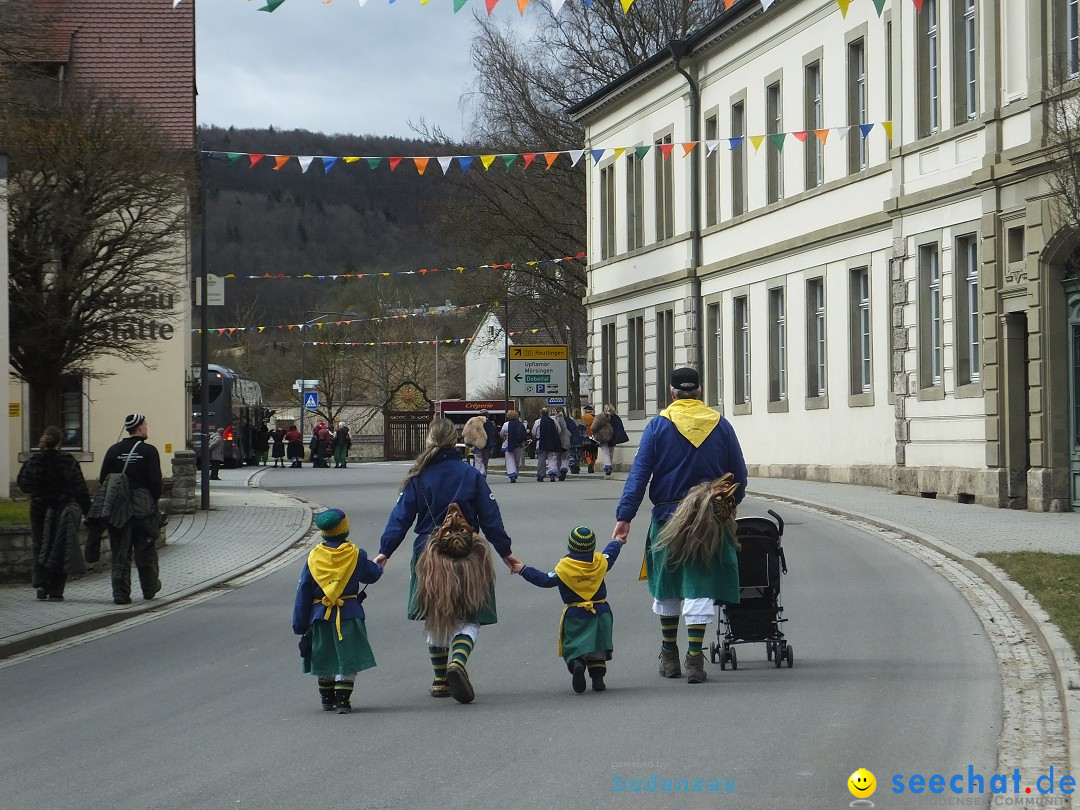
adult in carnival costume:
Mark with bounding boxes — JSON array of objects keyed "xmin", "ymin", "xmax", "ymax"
[
  {"xmin": 376, "ymin": 418, "xmax": 521, "ymax": 704},
  {"xmin": 612, "ymin": 367, "xmax": 747, "ymax": 684}
]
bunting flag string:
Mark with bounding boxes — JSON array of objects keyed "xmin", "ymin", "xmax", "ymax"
[
  {"xmin": 174, "ymin": 0, "xmax": 913, "ymax": 19},
  {"xmin": 204, "ymin": 122, "xmax": 891, "ymax": 178},
  {"xmin": 218, "ymin": 252, "xmax": 586, "ymax": 282},
  {"xmin": 191, "ymin": 303, "xmax": 487, "ymax": 336}
]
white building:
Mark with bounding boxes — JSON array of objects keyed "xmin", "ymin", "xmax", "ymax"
[{"xmin": 568, "ymin": 0, "xmax": 1080, "ymax": 511}]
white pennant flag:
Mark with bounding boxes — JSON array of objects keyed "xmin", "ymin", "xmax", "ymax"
[
  {"xmin": 437, "ymin": 155, "xmax": 454, "ymax": 174},
  {"xmin": 761, "ymin": 0, "xmax": 777, "ymax": 9},
  {"xmin": 567, "ymin": 149, "xmax": 585, "ymax": 167},
  {"xmin": 297, "ymin": 156, "xmax": 315, "ymax": 173},
  {"xmin": 836, "ymin": 126, "xmax": 853, "ymax": 141},
  {"xmin": 704, "ymin": 139, "xmax": 720, "ymax": 156},
  {"xmin": 551, "ymin": 0, "xmax": 566, "ymax": 12},
  {"xmin": 172, "ymin": 0, "xmax": 183, "ymax": 7}
]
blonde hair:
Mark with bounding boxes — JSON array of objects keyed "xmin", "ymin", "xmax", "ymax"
[
  {"xmin": 506, "ymin": 410, "xmax": 519, "ymax": 420},
  {"xmin": 655, "ymin": 474, "xmax": 741, "ymax": 569},
  {"xmin": 604, "ymin": 403, "xmax": 617, "ymax": 415},
  {"xmin": 399, "ymin": 418, "xmax": 458, "ymax": 491}
]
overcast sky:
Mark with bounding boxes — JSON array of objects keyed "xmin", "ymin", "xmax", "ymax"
[{"xmin": 195, "ymin": 1, "xmax": 529, "ymax": 141}]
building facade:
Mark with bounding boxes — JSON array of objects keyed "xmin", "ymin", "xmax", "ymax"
[
  {"xmin": 4, "ymin": 0, "xmax": 195, "ymax": 497},
  {"xmin": 569, "ymin": 0, "xmax": 1080, "ymax": 511}
]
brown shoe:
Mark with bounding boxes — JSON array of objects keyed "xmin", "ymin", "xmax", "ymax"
[
  {"xmin": 684, "ymin": 652, "xmax": 707, "ymax": 684},
  {"xmin": 429, "ymin": 682, "xmax": 451, "ymax": 698},
  {"xmin": 659, "ymin": 646, "xmax": 681, "ymax": 678},
  {"xmin": 445, "ymin": 661, "xmax": 475, "ymax": 704}
]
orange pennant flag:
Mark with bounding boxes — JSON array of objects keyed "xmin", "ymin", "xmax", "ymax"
[
  {"xmin": 517, "ymin": 0, "xmax": 529, "ymax": 12},
  {"xmin": 814, "ymin": 129, "xmax": 830, "ymax": 144},
  {"xmin": 724, "ymin": 0, "xmax": 735, "ymax": 7},
  {"xmin": 681, "ymin": 142, "xmax": 696, "ymax": 157},
  {"xmin": 544, "ymin": 152, "xmax": 560, "ymax": 170},
  {"xmin": 388, "ymin": 157, "xmax": 403, "ymax": 172},
  {"xmin": 273, "ymin": 155, "xmax": 290, "ymax": 171},
  {"xmin": 413, "ymin": 157, "xmax": 430, "ymax": 175}
]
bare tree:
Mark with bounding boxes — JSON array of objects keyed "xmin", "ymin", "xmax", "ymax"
[
  {"xmin": 4, "ymin": 85, "xmax": 193, "ymax": 433},
  {"xmin": 1045, "ymin": 65, "xmax": 1080, "ymax": 278}
]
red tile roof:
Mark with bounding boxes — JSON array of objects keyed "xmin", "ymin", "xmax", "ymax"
[{"xmin": 27, "ymin": 0, "xmax": 194, "ymax": 148}]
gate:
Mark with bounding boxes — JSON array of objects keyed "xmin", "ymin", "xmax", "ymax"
[{"xmin": 383, "ymin": 381, "xmax": 434, "ymax": 461}]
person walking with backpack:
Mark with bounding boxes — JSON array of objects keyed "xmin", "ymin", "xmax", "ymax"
[
  {"xmin": 589, "ymin": 404, "xmax": 629, "ymax": 477},
  {"xmin": 499, "ymin": 409, "xmax": 527, "ymax": 483}
]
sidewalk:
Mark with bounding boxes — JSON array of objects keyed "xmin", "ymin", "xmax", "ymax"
[{"xmin": 0, "ymin": 469, "xmax": 313, "ymax": 659}]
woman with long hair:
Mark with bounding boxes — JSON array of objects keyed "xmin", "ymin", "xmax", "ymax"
[
  {"xmin": 16, "ymin": 426, "xmax": 92, "ymax": 600},
  {"xmin": 589, "ymin": 403, "xmax": 630, "ymax": 476},
  {"xmin": 376, "ymin": 418, "xmax": 521, "ymax": 704}
]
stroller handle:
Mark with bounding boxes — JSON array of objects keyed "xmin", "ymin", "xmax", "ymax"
[{"xmin": 767, "ymin": 508, "xmax": 784, "ymax": 537}]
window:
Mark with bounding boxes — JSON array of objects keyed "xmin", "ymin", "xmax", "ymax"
[
  {"xmin": 601, "ymin": 321, "xmax": 618, "ymax": 409},
  {"xmin": 731, "ymin": 101, "xmax": 747, "ymax": 216},
  {"xmin": 1069, "ymin": 0, "xmax": 1080, "ymax": 77},
  {"xmin": 954, "ymin": 0, "xmax": 978, "ymax": 123},
  {"xmin": 654, "ymin": 133, "xmax": 674, "ymax": 242},
  {"xmin": 487, "ymin": 324, "xmax": 496, "ymax": 339},
  {"xmin": 886, "ymin": 20, "xmax": 893, "ymax": 121},
  {"xmin": 28, "ymin": 373, "xmax": 85, "ymax": 450},
  {"xmin": 706, "ymin": 302, "xmax": 723, "ymax": 407},
  {"xmin": 626, "ymin": 153, "xmax": 644, "ymax": 251},
  {"xmin": 498, "ymin": 357, "xmax": 507, "ymax": 377},
  {"xmin": 956, "ymin": 235, "xmax": 981, "ymax": 386},
  {"xmin": 850, "ymin": 267, "xmax": 872, "ymax": 394},
  {"xmin": 919, "ymin": 243, "xmax": 943, "ymax": 388},
  {"xmin": 848, "ymin": 39, "xmax": 868, "ymax": 172},
  {"xmin": 705, "ymin": 114, "xmax": 720, "ymax": 226},
  {"xmin": 734, "ymin": 296, "xmax": 750, "ymax": 405},
  {"xmin": 628, "ymin": 314, "xmax": 646, "ymax": 414},
  {"xmin": 599, "ymin": 163, "xmax": 616, "ymax": 260},
  {"xmin": 807, "ymin": 278, "xmax": 827, "ymax": 398},
  {"xmin": 766, "ymin": 82, "xmax": 783, "ymax": 204},
  {"xmin": 656, "ymin": 309, "xmax": 675, "ymax": 411},
  {"xmin": 768, "ymin": 287, "xmax": 787, "ymax": 403},
  {"xmin": 804, "ymin": 61, "xmax": 824, "ymax": 190},
  {"xmin": 918, "ymin": 0, "xmax": 940, "ymax": 136}
]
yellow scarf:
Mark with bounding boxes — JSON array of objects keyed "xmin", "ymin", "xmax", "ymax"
[
  {"xmin": 659, "ymin": 398, "xmax": 721, "ymax": 448},
  {"xmin": 554, "ymin": 553, "xmax": 609, "ymax": 656},
  {"xmin": 307, "ymin": 542, "xmax": 359, "ymax": 640}
]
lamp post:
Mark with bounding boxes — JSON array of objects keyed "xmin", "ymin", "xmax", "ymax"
[
  {"xmin": 198, "ymin": 146, "xmax": 211, "ymax": 511},
  {"xmin": 298, "ymin": 310, "xmax": 357, "ymax": 441}
]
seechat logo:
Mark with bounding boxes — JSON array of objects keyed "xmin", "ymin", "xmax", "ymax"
[{"xmin": 848, "ymin": 768, "xmax": 877, "ymax": 807}]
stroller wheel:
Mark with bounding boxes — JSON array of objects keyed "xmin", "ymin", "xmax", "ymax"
[
  {"xmin": 709, "ymin": 642, "xmax": 718, "ymax": 664},
  {"xmin": 786, "ymin": 645, "xmax": 794, "ymax": 668},
  {"xmin": 766, "ymin": 642, "xmax": 773, "ymax": 661},
  {"xmin": 719, "ymin": 646, "xmax": 727, "ymax": 671},
  {"xmin": 729, "ymin": 647, "xmax": 738, "ymax": 671},
  {"xmin": 774, "ymin": 645, "xmax": 784, "ymax": 669}
]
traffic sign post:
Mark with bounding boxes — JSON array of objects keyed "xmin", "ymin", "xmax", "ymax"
[
  {"xmin": 508, "ymin": 345, "xmax": 569, "ymax": 398},
  {"xmin": 303, "ymin": 392, "xmax": 319, "ymax": 410}
]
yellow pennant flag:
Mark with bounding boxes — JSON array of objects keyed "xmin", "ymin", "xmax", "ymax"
[
  {"xmin": 343, "ymin": 156, "xmax": 361, "ymax": 164},
  {"xmin": 883, "ymin": 121, "xmax": 893, "ymax": 140},
  {"xmin": 620, "ymin": 0, "xmax": 633, "ymax": 10},
  {"xmin": 613, "ymin": 147, "xmax": 627, "ymax": 160},
  {"xmin": 749, "ymin": 135, "xmax": 766, "ymax": 152},
  {"xmin": 836, "ymin": 0, "xmax": 852, "ymax": 16},
  {"xmin": 480, "ymin": 154, "xmax": 497, "ymax": 170}
]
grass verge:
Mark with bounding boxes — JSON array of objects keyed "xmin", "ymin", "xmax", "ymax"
[
  {"xmin": 981, "ymin": 552, "xmax": 1080, "ymax": 657},
  {"xmin": 0, "ymin": 501, "xmax": 31, "ymax": 525}
]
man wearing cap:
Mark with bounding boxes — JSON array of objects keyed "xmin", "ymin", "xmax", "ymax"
[
  {"xmin": 612, "ymin": 367, "xmax": 747, "ymax": 684},
  {"xmin": 98, "ymin": 413, "xmax": 163, "ymax": 605}
]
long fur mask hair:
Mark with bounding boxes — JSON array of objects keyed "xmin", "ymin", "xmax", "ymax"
[
  {"xmin": 413, "ymin": 505, "xmax": 495, "ymax": 645},
  {"xmin": 399, "ymin": 417, "xmax": 458, "ymax": 491},
  {"xmin": 655, "ymin": 474, "xmax": 741, "ymax": 570}
]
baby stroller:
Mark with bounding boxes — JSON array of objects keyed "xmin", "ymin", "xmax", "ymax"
[{"xmin": 709, "ymin": 508, "xmax": 792, "ymax": 670}]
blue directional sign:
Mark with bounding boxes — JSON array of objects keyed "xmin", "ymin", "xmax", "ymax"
[{"xmin": 303, "ymin": 392, "xmax": 319, "ymax": 410}]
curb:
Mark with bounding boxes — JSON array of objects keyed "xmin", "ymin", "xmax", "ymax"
[
  {"xmin": 0, "ymin": 488, "xmax": 320, "ymax": 661},
  {"xmin": 748, "ymin": 487, "xmax": 1080, "ymax": 788}
]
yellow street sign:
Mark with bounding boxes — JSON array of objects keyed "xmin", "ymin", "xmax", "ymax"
[{"xmin": 509, "ymin": 345, "xmax": 568, "ymax": 360}]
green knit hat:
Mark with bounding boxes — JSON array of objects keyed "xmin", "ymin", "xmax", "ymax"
[
  {"xmin": 315, "ymin": 508, "xmax": 350, "ymax": 540},
  {"xmin": 568, "ymin": 525, "xmax": 596, "ymax": 554}
]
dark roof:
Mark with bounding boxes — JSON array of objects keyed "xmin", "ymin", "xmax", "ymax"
[{"xmin": 28, "ymin": 0, "xmax": 195, "ymax": 148}]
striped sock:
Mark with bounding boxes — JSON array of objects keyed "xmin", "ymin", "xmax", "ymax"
[
  {"xmin": 450, "ymin": 634, "xmax": 474, "ymax": 668},
  {"xmin": 687, "ymin": 624, "xmax": 706, "ymax": 658},
  {"xmin": 587, "ymin": 661, "xmax": 607, "ymax": 675},
  {"xmin": 660, "ymin": 616, "xmax": 679, "ymax": 652},
  {"xmin": 334, "ymin": 679, "xmax": 354, "ymax": 698},
  {"xmin": 429, "ymin": 646, "xmax": 449, "ymax": 683}
]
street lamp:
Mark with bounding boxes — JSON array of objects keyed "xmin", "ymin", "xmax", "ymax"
[{"xmin": 299, "ymin": 310, "xmax": 357, "ymax": 440}]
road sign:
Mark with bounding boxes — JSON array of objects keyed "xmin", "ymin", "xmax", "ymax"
[
  {"xmin": 546, "ymin": 397, "xmax": 566, "ymax": 406},
  {"xmin": 293, "ymin": 379, "xmax": 320, "ymax": 391},
  {"xmin": 509, "ymin": 345, "xmax": 569, "ymax": 397},
  {"xmin": 193, "ymin": 274, "xmax": 225, "ymax": 307},
  {"xmin": 303, "ymin": 392, "xmax": 319, "ymax": 410}
]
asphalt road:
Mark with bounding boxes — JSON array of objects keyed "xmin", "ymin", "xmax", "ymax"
[{"xmin": 0, "ymin": 462, "xmax": 999, "ymax": 809}]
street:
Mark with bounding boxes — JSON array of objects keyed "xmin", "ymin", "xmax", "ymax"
[{"xmin": 0, "ymin": 461, "xmax": 999, "ymax": 808}]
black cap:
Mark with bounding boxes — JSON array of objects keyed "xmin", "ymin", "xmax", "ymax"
[{"xmin": 670, "ymin": 367, "xmax": 700, "ymax": 392}]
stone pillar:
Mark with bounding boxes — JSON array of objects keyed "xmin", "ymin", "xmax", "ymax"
[{"xmin": 169, "ymin": 450, "xmax": 196, "ymax": 515}]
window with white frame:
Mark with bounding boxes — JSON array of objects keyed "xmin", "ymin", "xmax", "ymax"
[
  {"xmin": 731, "ymin": 101, "xmax": 747, "ymax": 216},
  {"xmin": 886, "ymin": 19, "xmax": 893, "ymax": 121},
  {"xmin": 599, "ymin": 163, "xmax": 615, "ymax": 260},
  {"xmin": 734, "ymin": 296, "xmax": 750, "ymax": 405},
  {"xmin": 848, "ymin": 38, "xmax": 867, "ymax": 172},
  {"xmin": 706, "ymin": 301, "xmax": 723, "ymax": 407},
  {"xmin": 806, "ymin": 277, "xmax": 827, "ymax": 398},
  {"xmin": 705, "ymin": 113, "xmax": 720, "ymax": 226},
  {"xmin": 768, "ymin": 287, "xmax": 787, "ymax": 403},
  {"xmin": 601, "ymin": 321, "xmax": 618, "ymax": 408},
  {"xmin": 849, "ymin": 267, "xmax": 872, "ymax": 394},
  {"xmin": 919, "ymin": 243, "xmax": 944, "ymax": 388},
  {"xmin": 1069, "ymin": 0, "xmax": 1080, "ymax": 77},
  {"xmin": 767, "ymin": 81, "xmax": 783, "ymax": 204},
  {"xmin": 656, "ymin": 308, "xmax": 675, "ymax": 411},
  {"xmin": 654, "ymin": 133, "xmax": 674, "ymax": 242},
  {"xmin": 498, "ymin": 357, "xmax": 506, "ymax": 377},
  {"xmin": 955, "ymin": 235, "xmax": 981, "ymax": 386},
  {"xmin": 954, "ymin": 0, "xmax": 978, "ymax": 123},
  {"xmin": 805, "ymin": 60, "xmax": 823, "ymax": 190},
  {"xmin": 628, "ymin": 314, "xmax": 646, "ymax": 414},
  {"xmin": 918, "ymin": 0, "xmax": 940, "ymax": 136},
  {"xmin": 28, "ymin": 374, "xmax": 86, "ymax": 451},
  {"xmin": 626, "ymin": 153, "xmax": 644, "ymax": 251}
]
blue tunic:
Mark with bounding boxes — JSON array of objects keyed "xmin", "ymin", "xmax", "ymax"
[
  {"xmin": 291, "ymin": 541, "xmax": 383, "ymax": 634},
  {"xmin": 519, "ymin": 539, "xmax": 623, "ymax": 619}
]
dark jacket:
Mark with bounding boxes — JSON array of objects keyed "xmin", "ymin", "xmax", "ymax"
[
  {"xmin": 17, "ymin": 449, "xmax": 92, "ymax": 513},
  {"xmin": 536, "ymin": 414, "xmax": 561, "ymax": 453},
  {"xmin": 99, "ymin": 437, "xmax": 162, "ymax": 502},
  {"xmin": 519, "ymin": 539, "xmax": 623, "ymax": 620},
  {"xmin": 502, "ymin": 418, "xmax": 527, "ymax": 452},
  {"xmin": 292, "ymin": 541, "xmax": 383, "ymax": 634}
]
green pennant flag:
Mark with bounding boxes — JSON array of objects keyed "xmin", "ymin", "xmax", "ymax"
[
  {"xmin": 871, "ymin": 0, "xmax": 887, "ymax": 15},
  {"xmin": 259, "ymin": 0, "xmax": 287, "ymax": 10},
  {"xmin": 454, "ymin": 0, "xmax": 469, "ymax": 10},
  {"xmin": 365, "ymin": 158, "xmax": 383, "ymax": 170},
  {"xmin": 769, "ymin": 133, "xmax": 786, "ymax": 151},
  {"xmin": 634, "ymin": 145, "xmax": 651, "ymax": 161},
  {"xmin": 226, "ymin": 152, "xmax": 243, "ymax": 166},
  {"xmin": 501, "ymin": 154, "xmax": 518, "ymax": 171}
]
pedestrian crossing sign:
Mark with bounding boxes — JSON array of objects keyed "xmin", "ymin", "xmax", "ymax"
[{"xmin": 304, "ymin": 392, "xmax": 319, "ymax": 410}]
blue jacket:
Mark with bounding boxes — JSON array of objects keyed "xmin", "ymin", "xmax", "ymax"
[
  {"xmin": 616, "ymin": 410, "xmax": 747, "ymax": 525},
  {"xmin": 520, "ymin": 539, "xmax": 623, "ymax": 620},
  {"xmin": 291, "ymin": 541, "xmax": 383, "ymax": 634},
  {"xmin": 502, "ymin": 418, "xmax": 527, "ymax": 452},
  {"xmin": 536, "ymin": 415, "xmax": 560, "ymax": 453},
  {"xmin": 379, "ymin": 447, "xmax": 513, "ymax": 559}
]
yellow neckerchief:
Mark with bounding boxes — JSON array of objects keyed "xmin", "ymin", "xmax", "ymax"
[
  {"xmin": 659, "ymin": 398, "xmax": 721, "ymax": 448},
  {"xmin": 554, "ymin": 553, "xmax": 609, "ymax": 656},
  {"xmin": 307, "ymin": 542, "xmax": 360, "ymax": 640}
]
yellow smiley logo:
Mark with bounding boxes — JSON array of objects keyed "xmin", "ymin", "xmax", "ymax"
[{"xmin": 847, "ymin": 768, "xmax": 876, "ymax": 798}]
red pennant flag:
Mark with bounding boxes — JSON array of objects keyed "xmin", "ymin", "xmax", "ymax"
[
  {"xmin": 659, "ymin": 143, "xmax": 675, "ymax": 159},
  {"xmin": 486, "ymin": 0, "xmax": 498, "ymax": 12},
  {"xmin": 522, "ymin": 152, "xmax": 537, "ymax": 170},
  {"xmin": 792, "ymin": 131, "xmax": 809, "ymax": 143},
  {"xmin": 388, "ymin": 157, "xmax": 403, "ymax": 172},
  {"xmin": 912, "ymin": 0, "xmax": 925, "ymax": 9},
  {"xmin": 248, "ymin": 153, "xmax": 265, "ymax": 168}
]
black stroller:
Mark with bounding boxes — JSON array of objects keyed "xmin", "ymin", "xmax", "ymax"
[{"xmin": 709, "ymin": 509, "xmax": 793, "ymax": 670}]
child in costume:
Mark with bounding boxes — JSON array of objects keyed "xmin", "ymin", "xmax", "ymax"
[
  {"xmin": 512, "ymin": 526, "xmax": 624, "ymax": 694},
  {"xmin": 292, "ymin": 509, "xmax": 383, "ymax": 714}
]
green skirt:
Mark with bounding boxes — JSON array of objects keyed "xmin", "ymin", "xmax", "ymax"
[
  {"xmin": 407, "ymin": 552, "xmax": 498, "ymax": 625},
  {"xmin": 561, "ymin": 612, "xmax": 614, "ymax": 664},
  {"xmin": 644, "ymin": 521, "xmax": 741, "ymax": 604},
  {"xmin": 303, "ymin": 618, "xmax": 376, "ymax": 676}
]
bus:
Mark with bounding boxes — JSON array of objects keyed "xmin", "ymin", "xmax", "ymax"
[{"xmin": 191, "ymin": 364, "xmax": 274, "ymax": 467}]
